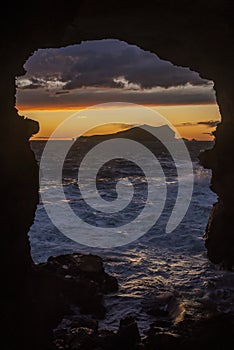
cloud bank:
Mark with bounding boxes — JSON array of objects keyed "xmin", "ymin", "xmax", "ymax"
[
  {"xmin": 16, "ymin": 39, "xmax": 216, "ymax": 108},
  {"xmin": 176, "ymin": 120, "xmax": 220, "ymax": 128}
]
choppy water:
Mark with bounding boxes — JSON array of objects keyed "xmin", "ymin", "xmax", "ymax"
[{"xmin": 30, "ymin": 140, "xmax": 234, "ymax": 332}]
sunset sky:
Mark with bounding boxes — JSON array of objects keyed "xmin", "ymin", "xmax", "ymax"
[{"xmin": 16, "ymin": 39, "xmax": 220, "ymax": 140}]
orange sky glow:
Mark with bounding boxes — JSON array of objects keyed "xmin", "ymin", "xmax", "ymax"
[
  {"xmin": 16, "ymin": 39, "xmax": 222, "ymax": 141},
  {"xmin": 17, "ymin": 103, "xmax": 220, "ymax": 141}
]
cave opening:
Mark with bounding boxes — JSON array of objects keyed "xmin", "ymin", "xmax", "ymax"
[
  {"xmin": 13, "ymin": 39, "xmax": 227, "ymax": 333},
  {"xmin": 15, "ymin": 39, "xmax": 220, "ymax": 263},
  {"xmin": 2, "ymin": 2, "xmax": 234, "ymax": 348}
]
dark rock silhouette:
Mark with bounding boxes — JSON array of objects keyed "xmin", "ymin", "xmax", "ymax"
[
  {"xmin": 52, "ymin": 313, "xmax": 234, "ymax": 350},
  {"xmin": 82, "ymin": 124, "xmax": 176, "ymax": 142},
  {"xmin": 1, "ymin": 252, "xmax": 118, "ymax": 349},
  {"xmin": 199, "ymin": 122, "xmax": 234, "ymax": 268},
  {"xmin": 0, "ymin": 0, "xmax": 234, "ymax": 348}
]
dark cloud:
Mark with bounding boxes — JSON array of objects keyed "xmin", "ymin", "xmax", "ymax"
[
  {"xmin": 175, "ymin": 122, "xmax": 195, "ymax": 127},
  {"xmin": 21, "ymin": 84, "xmax": 41, "ymax": 90},
  {"xmin": 55, "ymin": 90, "xmax": 70, "ymax": 95},
  {"xmin": 16, "ymin": 84, "xmax": 216, "ymax": 109},
  {"xmin": 16, "ymin": 39, "xmax": 217, "ymax": 108},
  {"xmin": 176, "ymin": 119, "xmax": 219, "ymax": 128},
  {"xmin": 17, "ymin": 39, "xmax": 209, "ymax": 91},
  {"xmin": 197, "ymin": 120, "xmax": 220, "ymax": 127}
]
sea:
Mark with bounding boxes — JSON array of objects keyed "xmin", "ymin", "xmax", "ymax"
[{"xmin": 29, "ymin": 139, "xmax": 234, "ymax": 333}]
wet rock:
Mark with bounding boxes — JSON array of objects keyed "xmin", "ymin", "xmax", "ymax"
[
  {"xmin": 179, "ymin": 314, "xmax": 234, "ymax": 350},
  {"xmin": 53, "ymin": 327, "xmax": 117, "ymax": 350},
  {"xmin": 52, "ymin": 312, "xmax": 234, "ymax": 350},
  {"xmin": 68, "ymin": 327, "xmax": 96, "ymax": 350},
  {"xmin": 145, "ymin": 292, "xmax": 185, "ymax": 323},
  {"xmin": 53, "ymin": 327, "xmax": 97, "ymax": 350},
  {"xmin": 144, "ymin": 331, "xmax": 181, "ymax": 350},
  {"xmin": 53, "ymin": 316, "xmax": 143, "ymax": 350},
  {"xmin": 38, "ymin": 253, "xmax": 118, "ymax": 318},
  {"xmin": 45, "ymin": 253, "xmax": 118, "ymax": 293},
  {"xmin": 69, "ymin": 315, "xmax": 98, "ymax": 331},
  {"xmin": 54, "ymin": 314, "xmax": 98, "ymax": 336},
  {"xmin": 77, "ymin": 254, "xmax": 104, "ymax": 273},
  {"xmin": 204, "ymin": 201, "xmax": 234, "ymax": 269},
  {"xmin": 117, "ymin": 316, "xmax": 141, "ymax": 348},
  {"xmin": 95, "ymin": 329, "xmax": 118, "ymax": 350}
]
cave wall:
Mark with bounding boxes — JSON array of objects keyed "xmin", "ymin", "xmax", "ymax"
[
  {"xmin": 1, "ymin": 1, "xmax": 234, "ymax": 347},
  {"xmin": 1, "ymin": 0, "xmax": 234, "ymax": 286}
]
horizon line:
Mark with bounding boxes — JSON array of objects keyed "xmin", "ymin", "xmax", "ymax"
[{"xmin": 17, "ymin": 102, "xmax": 217, "ymax": 112}]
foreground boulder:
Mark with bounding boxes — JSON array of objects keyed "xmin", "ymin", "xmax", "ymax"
[
  {"xmin": 0, "ymin": 253, "xmax": 118, "ymax": 350},
  {"xmin": 38, "ymin": 253, "xmax": 118, "ymax": 318}
]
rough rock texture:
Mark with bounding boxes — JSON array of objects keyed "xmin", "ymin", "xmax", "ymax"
[
  {"xmin": 52, "ymin": 313, "xmax": 234, "ymax": 350},
  {"xmin": 1, "ymin": 253, "xmax": 118, "ymax": 349},
  {"xmin": 199, "ymin": 122, "xmax": 234, "ymax": 268},
  {"xmin": 39, "ymin": 253, "xmax": 118, "ymax": 318},
  {"xmin": 0, "ymin": 0, "xmax": 234, "ymax": 348}
]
